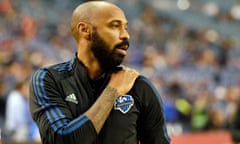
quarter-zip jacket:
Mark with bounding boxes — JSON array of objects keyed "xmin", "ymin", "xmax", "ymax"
[{"xmin": 29, "ymin": 54, "xmax": 170, "ymax": 144}]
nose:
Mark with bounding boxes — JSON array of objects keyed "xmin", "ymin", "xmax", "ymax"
[{"xmin": 119, "ymin": 29, "xmax": 130, "ymax": 40}]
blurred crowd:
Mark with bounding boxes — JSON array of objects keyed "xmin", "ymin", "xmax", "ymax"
[{"xmin": 1, "ymin": 0, "xmax": 240, "ymax": 142}]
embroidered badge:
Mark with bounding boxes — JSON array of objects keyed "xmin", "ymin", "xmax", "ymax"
[{"xmin": 114, "ymin": 95, "xmax": 134, "ymax": 114}]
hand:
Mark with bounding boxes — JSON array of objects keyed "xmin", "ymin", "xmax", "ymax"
[{"xmin": 107, "ymin": 66, "xmax": 139, "ymax": 98}]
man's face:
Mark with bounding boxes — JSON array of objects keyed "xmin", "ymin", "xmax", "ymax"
[
  {"xmin": 91, "ymin": 27, "xmax": 129, "ymax": 70},
  {"xmin": 89, "ymin": 6, "xmax": 130, "ymax": 70}
]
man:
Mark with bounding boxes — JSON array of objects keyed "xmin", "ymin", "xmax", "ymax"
[{"xmin": 29, "ymin": 1, "xmax": 170, "ymax": 144}]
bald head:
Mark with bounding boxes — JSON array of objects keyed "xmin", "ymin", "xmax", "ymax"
[{"xmin": 71, "ymin": 1, "xmax": 125, "ymax": 41}]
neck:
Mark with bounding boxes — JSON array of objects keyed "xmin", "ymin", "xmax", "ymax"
[{"xmin": 77, "ymin": 51, "xmax": 104, "ymax": 80}]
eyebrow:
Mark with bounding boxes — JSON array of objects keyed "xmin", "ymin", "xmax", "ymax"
[{"xmin": 108, "ymin": 19, "xmax": 128, "ymax": 25}]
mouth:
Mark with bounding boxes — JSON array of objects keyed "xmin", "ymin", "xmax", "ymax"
[
  {"xmin": 116, "ymin": 45, "xmax": 128, "ymax": 55},
  {"xmin": 118, "ymin": 44, "xmax": 128, "ymax": 50},
  {"xmin": 114, "ymin": 40, "xmax": 129, "ymax": 56}
]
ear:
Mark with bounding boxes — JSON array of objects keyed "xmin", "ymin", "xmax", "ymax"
[{"xmin": 76, "ymin": 22, "xmax": 92, "ymax": 40}]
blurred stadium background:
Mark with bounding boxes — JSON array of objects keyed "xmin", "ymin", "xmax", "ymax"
[{"xmin": 1, "ymin": 0, "xmax": 240, "ymax": 143}]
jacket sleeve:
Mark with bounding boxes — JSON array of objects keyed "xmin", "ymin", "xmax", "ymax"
[
  {"xmin": 135, "ymin": 76, "xmax": 170, "ymax": 144},
  {"xmin": 29, "ymin": 68, "xmax": 97, "ymax": 144}
]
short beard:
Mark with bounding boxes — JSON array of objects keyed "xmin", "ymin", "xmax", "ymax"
[{"xmin": 91, "ymin": 28, "xmax": 129, "ymax": 70}]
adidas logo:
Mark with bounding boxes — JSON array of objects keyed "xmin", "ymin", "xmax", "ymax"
[{"xmin": 65, "ymin": 93, "xmax": 78, "ymax": 104}]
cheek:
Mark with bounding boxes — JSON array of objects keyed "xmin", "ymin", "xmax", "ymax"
[
  {"xmin": 98, "ymin": 29, "xmax": 119, "ymax": 46},
  {"xmin": 104, "ymin": 38, "xmax": 117, "ymax": 50}
]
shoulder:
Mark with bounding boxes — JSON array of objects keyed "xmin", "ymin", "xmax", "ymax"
[
  {"xmin": 134, "ymin": 75, "xmax": 155, "ymax": 89},
  {"xmin": 7, "ymin": 91, "xmax": 22, "ymax": 101},
  {"xmin": 132, "ymin": 75, "xmax": 159, "ymax": 97},
  {"xmin": 132, "ymin": 75, "xmax": 162, "ymax": 102},
  {"xmin": 7, "ymin": 91, "xmax": 25, "ymax": 106},
  {"xmin": 44, "ymin": 57, "xmax": 76, "ymax": 73},
  {"xmin": 31, "ymin": 58, "xmax": 75, "ymax": 81}
]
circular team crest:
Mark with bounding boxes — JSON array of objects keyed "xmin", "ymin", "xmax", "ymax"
[{"xmin": 114, "ymin": 95, "xmax": 134, "ymax": 114}]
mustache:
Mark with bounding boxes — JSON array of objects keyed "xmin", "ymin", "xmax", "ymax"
[{"xmin": 114, "ymin": 40, "xmax": 129, "ymax": 49}]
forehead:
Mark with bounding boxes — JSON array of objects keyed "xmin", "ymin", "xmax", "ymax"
[{"xmin": 94, "ymin": 6, "xmax": 128, "ymax": 25}]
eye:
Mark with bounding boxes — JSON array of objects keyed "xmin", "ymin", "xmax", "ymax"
[
  {"xmin": 109, "ymin": 21, "xmax": 128, "ymax": 30},
  {"xmin": 111, "ymin": 23, "xmax": 120, "ymax": 28}
]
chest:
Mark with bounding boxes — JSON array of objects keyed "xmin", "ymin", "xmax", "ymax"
[
  {"xmin": 57, "ymin": 75, "xmax": 140, "ymax": 121},
  {"xmin": 57, "ymin": 77, "xmax": 141, "ymax": 143}
]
